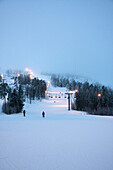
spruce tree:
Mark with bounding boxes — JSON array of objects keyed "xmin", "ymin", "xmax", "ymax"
[{"xmin": 17, "ymin": 85, "xmax": 25, "ymax": 112}]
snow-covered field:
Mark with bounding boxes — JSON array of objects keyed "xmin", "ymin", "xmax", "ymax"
[
  {"xmin": 0, "ymin": 97, "xmax": 113, "ymax": 170},
  {"xmin": 0, "ymin": 73, "xmax": 113, "ymax": 170}
]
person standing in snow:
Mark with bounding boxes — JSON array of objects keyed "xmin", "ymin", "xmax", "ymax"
[
  {"xmin": 23, "ymin": 110, "xmax": 26, "ymax": 117},
  {"xmin": 42, "ymin": 111, "xmax": 45, "ymax": 118}
]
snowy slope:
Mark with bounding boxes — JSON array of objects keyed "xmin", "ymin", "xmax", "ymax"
[
  {"xmin": 0, "ymin": 97, "xmax": 113, "ymax": 170},
  {"xmin": 0, "ymin": 72, "xmax": 113, "ymax": 170}
]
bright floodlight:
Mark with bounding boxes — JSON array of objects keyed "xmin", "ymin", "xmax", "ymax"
[
  {"xmin": 25, "ymin": 68, "xmax": 29, "ymax": 72},
  {"xmin": 98, "ymin": 93, "xmax": 101, "ymax": 97},
  {"xmin": 75, "ymin": 89, "xmax": 78, "ymax": 93},
  {"xmin": 29, "ymin": 74, "xmax": 32, "ymax": 79},
  {"xmin": 17, "ymin": 74, "xmax": 20, "ymax": 77},
  {"xmin": 1, "ymin": 74, "xmax": 3, "ymax": 78}
]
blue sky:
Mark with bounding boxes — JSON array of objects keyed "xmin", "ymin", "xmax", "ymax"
[{"xmin": 0, "ymin": 0, "xmax": 113, "ymax": 87}]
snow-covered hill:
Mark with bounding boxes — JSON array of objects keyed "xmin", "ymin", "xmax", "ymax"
[
  {"xmin": 0, "ymin": 70, "xmax": 113, "ymax": 170},
  {"xmin": 0, "ymin": 97, "xmax": 113, "ymax": 170}
]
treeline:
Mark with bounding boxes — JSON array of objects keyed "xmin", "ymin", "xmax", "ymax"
[
  {"xmin": 2, "ymin": 85, "xmax": 24, "ymax": 114},
  {"xmin": 16, "ymin": 75, "xmax": 46, "ymax": 101},
  {"xmin": 51, "ymin": 74, "xmax": 113, "ymax": 116},
  {"xmin": 6, "ymin": 69, "xmax": 22, "ymax": 77},
  {"xmin": 0, "ymin": 82, "xmax": 9, "ymax": 99},
  {"xmin": 1, "ymin": 74, "xmax": 46, "ymax": 114}
]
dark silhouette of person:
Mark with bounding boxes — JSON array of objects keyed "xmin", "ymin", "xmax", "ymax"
[
  {"xmin": 42, "ymin": 111, "xmax": 45, "ymax": 118},
  {"xmin": 23, "ymin": 110, "xmax": 26, "ymax": 117}
]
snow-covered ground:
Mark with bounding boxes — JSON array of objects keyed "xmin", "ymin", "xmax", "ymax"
[
  {"xmin": 0, "ymin": 73, "xmax": 113, "ymax": 170},
  {"xmin": 0, "ymin": 96, "xmax": 113, "ymax": 170}
]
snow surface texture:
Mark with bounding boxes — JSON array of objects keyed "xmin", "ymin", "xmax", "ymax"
[
  {"xmin": 0, "ymin": 73, "xmax": 113, "ymax": 170},
  {"xmin": 0, "ymin": 97, "xmax": 113, "ymax": 170}
]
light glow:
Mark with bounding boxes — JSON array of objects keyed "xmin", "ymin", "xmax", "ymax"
[
  {"xmin": 69, "ymin": 91, "xmax": 73, "ymax": 94},
  {"xmin": 29, "ymin": 74, "xmax": 32, "ymax": 79},
  {"xmin": 75, "ymin": 89, "xmax": 78, "ymax": 93},
  {"xmin": 0, "ymin": 74, "xmax": 3, "ymax": 78},
  {"xmin": 25, "ymin": 68, "xmax": 29, "ymax": 72},
  {"xmin": 98, "ymin": 93, "xmax": 101, "ymax": 97}
]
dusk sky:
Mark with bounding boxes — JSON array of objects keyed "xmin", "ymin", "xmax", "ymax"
[{"xmin": 0, "ymin": 0, "xmax": 113, "ymax": 87}]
